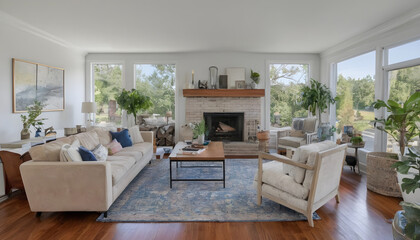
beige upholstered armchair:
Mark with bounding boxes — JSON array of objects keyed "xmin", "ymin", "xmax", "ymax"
[
  {"xmin": 276, "ymin": 117, "xmax": 318, "ymax": 158},
  {"xmin": 255, "ymin": 141, "xmax": 347, "ymax": 227}
]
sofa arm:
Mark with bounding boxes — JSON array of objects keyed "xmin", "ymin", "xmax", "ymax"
[
  {"xmin": 20, "ymin": 160, "xmax": 113, "ymax": 212},
  {"xmin": 141, "ymin": 131, "xmax": 154, "ymax": 143}
]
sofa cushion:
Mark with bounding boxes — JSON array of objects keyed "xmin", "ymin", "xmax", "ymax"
[
  {"xmin": 110, "ymin": 129, "xmax": 132, "ymax": 148},
  {"xmin": 129, "ymin": 142, "xmax": 153, "ymax": 157},
  {"xmin": 278, "ymin": 136, "xmax": 305, "ymax": 148},
  {"xmin": 93, "ymin": 128, "xmax": 113, "ymax": 146},
  {"xmin": 107, "ymin": 156, "xmax": 136, "ymax": 185},
  {"xmin": 114, "ymin": 148, "xmax": 143, "ymax": 162},
  {"xmin": 30, "ymin": 136, "xmax": 75, "ymax": 161},
  {"xmin": 75, "ymin": 131, "xmax": 100, "ymax": 150},
  {"xmin": 128, "ymin": 125, "xmax": 144, "ymax": 144},
  {"xmin": 255, "ymin": 161, "xmax": 309, "ymax": 200},
  {"xmin": 59, "ymin": 139, "xmax": 82, "ymax": 162}
]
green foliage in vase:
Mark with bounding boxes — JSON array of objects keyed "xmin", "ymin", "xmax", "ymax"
[
  {"xmin": 350, "ymin": 136, "xmax": 363, "ymax": 145},
  {"xmin": 400, "ymin": 201, "xmax": 420, "ymax": 239},
  {"xmin": 115, "ymin": 89, "xmax": 153, "ymax": 124},
  {"xmin": 301, "ymin": 78, "xmax": 336, "ymax": 124},
  {"xmin": 20, "ymin": 101, "xmax": 47, "ymax": 132},
  {"xmin": 373, "ymin": 91, "xmax": 420, "ymax": 155},
  {"xmin": 250, "ymin": 70, "xmax": 260, "ymax": 84},
  {"xmin": 192, "ymin": 119, "xmax": 206, "ymax": 138}
]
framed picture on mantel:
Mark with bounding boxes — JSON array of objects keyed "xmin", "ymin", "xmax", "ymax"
[
  {"xmin": 13, "ymin": 58, "xmax": 65, "ymax": 113},
  {"xmin": 226, "ymin": 67, "xmax": 245, "ymax": 89}
]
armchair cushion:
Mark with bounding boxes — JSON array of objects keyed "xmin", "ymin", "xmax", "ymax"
[
  {"xmin": 277, "ymin": 136, "xmax": 305, "ymax": 148},
  {"xmin": 255, "ymin": 161, "xmax": 309, "ymax": 200},
  {"xmin": 303, "ymin": 117, "xmax": 317, "ymax": 133},
  {"xmin": 289, "ymin": 141, "xmax": 337, "ymax": 184},
  {"xmin": 290, "ymin": 130, "xmax": 305, "ymax": 138}
]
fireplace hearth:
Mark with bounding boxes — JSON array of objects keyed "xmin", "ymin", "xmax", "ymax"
[{"xmin": 204, "ymin": 112, "xmax": 244, "ymax": 141}]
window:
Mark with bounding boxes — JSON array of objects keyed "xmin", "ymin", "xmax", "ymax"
[
  {"xmin": 134, "ymin": 64, "xmax": 176, "ymax": 119},
  {"xmin": 388, "ymin": 39, "xmax": 420, "ymax": 65},
  {"xmin": 269, "ymin": 64, "xmax": 308, "ymax": 128},
  {"xmin": 93, "ymin": 64, "xmax": 123, "ymax": 125},
  {"xmin": 336, "ymin": 51, "xmax": 376, "ymax": 151},
  {"xmin": 386, "ymin": 65, "xmax": 420, "ymax": 152}
]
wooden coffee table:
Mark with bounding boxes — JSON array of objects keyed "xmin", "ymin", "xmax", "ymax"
[{"xmin": 169, "ymin": 141, "xmax": 225, "ymax": 188}]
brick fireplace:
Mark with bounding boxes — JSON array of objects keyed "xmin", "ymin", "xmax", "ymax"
[{"xmin": 185, "ymin": 97, "xmax": 261, "ymax": 142}]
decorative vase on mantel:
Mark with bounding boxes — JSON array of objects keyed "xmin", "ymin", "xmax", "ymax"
[{"xmin": 21, "ymin": 128, "xmax": 30, "ymax": 140}]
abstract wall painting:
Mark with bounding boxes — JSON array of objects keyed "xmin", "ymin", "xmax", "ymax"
[{"xmin": 13, "ymin": 58, "xmax": 65, "ymax": 112}]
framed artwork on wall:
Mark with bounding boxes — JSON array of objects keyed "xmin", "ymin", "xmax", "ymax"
[
  {"xmin": 13, "ymin": 58, "xmax": 65, "ymax": 112},
  {"xmin": 226, "ymin": 67, "xmax": 245, "ymax": 89}
]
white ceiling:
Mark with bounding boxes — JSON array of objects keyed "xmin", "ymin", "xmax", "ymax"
[{"xmin": 1, "ymin": 0, "xmax": 420, "ymax": 53}]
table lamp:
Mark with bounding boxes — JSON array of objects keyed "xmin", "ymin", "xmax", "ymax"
[
  {"xmin": 81, "ymin": 102, "xmax": 97, "ymax": 127},
  {"xmin": 166, "ymin": 111, "xmax": 172, "ymax": 124}
]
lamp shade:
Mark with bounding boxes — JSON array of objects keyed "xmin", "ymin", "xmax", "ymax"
[{"xmin": 81, "ymin": 102, "xmax": 96, "ymax": 113}]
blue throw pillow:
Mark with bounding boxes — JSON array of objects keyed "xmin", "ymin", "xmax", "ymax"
[
  {"xmin": 78, "ymin": 146, "xmax": 97, "ymax": 161},
  {"xmin": 110, "ymin": 129, "xmax": 132, "ymax": 148}
]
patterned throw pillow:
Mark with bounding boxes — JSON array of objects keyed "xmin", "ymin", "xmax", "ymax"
[
  {"xmin": 107, "ymin": 139, "xmax": 123, "ymax": 155},
  {"xmin": 59, "ymin": 139, "xmax": 83, "ymax": 162},
  {"xmin": 78, "ymin": 146, "xmax": 97, "ymax": 161},
  {"xmin": 92, "ymin": 144, "xmax": 108, "ymax": 162}
]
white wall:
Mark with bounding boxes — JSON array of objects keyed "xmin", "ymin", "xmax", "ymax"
[
  {"xmin": 86, "ymin": 52, "xmax": 320, "ymax": 141},
  {"xmin": 0, "ymin": 19, "xmax": 86, "ymax": 143}
]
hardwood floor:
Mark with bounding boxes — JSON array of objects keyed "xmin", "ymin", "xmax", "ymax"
[{"xmin": 0, "ymin": 167, "xmax": 401, "ymax": 240}]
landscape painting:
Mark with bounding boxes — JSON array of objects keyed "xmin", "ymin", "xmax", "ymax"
[{"xmin": 13, "ymin": 59, "xmax": 64, "ymax": 112}]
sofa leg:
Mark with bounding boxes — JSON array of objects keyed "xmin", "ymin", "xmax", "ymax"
[
  {"xmin": 103, "ymin": 211, "xmax": 108, "ymax": 218},
  {"xmin": 335, "ymin": 193, "xmax": 340, "ymax": 203},
  {"xmin": 36, "ymin": 212, "xmax": 41, "ymax": 217},
  {"xmin": 149, "ymin": 160, "xmax": 151, "ymax": 165}
]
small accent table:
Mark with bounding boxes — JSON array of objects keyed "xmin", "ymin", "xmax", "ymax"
[
  {"xmin": 169, "ymin": 141, "xmax": 225, "ymax": 188},
  {"xmin": 347, "ymin": 143, "xmax": 364, "ymax": 175}
]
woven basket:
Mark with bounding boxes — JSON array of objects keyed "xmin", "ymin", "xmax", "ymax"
[{"xmin": 366, "ymin": 152, "xmax": 402, "ymax": 197}]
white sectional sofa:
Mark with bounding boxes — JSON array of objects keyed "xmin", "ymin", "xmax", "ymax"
[{"xmin": 20, "ymin": 127, "xmax": 153, "ymax": 217}]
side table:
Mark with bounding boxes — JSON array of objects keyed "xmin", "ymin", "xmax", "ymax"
[{"xmin": 347, "ymin": 143, "xmax": 364, "ymax": 175}]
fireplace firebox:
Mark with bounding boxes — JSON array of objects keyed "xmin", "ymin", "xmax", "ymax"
[{"xmin": 204, "ymin": 112, "xmax": 244, "ymax": 141}]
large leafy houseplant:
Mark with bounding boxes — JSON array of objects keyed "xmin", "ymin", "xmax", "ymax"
[
  {"xmin": 115, "ymin": 89, "xmax": 153, "ymax": 124},
  {"xmin": 301, "ymin": 78, "xmax": 336, "ymax": 125},
  {"xmin": 20, "ymin": 101, "xmax": 47, "ymax": 139},
  {"xmin": 373, "ymin": 91, "xmax": 420, "ymax": 155},
  {"xmin": 392, "ymin": 148, "xmax": 420, "ymax": 239}
]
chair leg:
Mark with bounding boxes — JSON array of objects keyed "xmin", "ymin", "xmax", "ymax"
[
  {"xmin": 335, "ymin": 193, "xmax": 340, "ymax": 203},
  {"xmin": 307, "ymin": 213, "xmax": 314, "ymax": 227}
]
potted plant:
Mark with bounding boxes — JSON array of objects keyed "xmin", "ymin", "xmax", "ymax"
[
  {"xmin": 301, "ymin": 78, "xmax": 336, "ymax": 137},
  {"xmin": 192, "ymin": 119, "xmax": 206, "ymax": 144},
  {"xmin": 350, "ymin": 136, "xmax": 364, "ymax": 147},
  {"xmin": 250, "ymin": 70, "xmax": 260, "ymax": 89},
  {"xmin": 20, "ymin": 101, "xmax": 47, "ymax": 140},
  {"xmin": 373, "ymin": 91, "xmax": 420, "ymax": 156},
  {"xmin": 367, "ymin": 91, "xmax": 420, "ymax": 197},
  {"xmin": 392, "ymin": 148, "xmax": 420, "ymax": 239},
  {"xmin": 115, "ymin": 89, "xmax": 153, "ymax": 126}
]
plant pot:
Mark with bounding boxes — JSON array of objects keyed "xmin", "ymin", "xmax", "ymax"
[
  {"xmin": 20, "ymin": 128, "xmax": 30, "ymax": 140},
  {"xmin": 366, "ymin": 152, "xmax": 402, "ymax": 197},
  {"xmin": 398, "ymin": 172, "xmax": 420, "ymax": 204},
  {"xmin": 392, "ymin": 210, "xmax": 410, "ymax": 240},
  {"xmin": 256, "ymin": 131, "xmax": 270, "ymax": 140},
  {"xmin": 197, "ymin": 134, "xmax": 205, "ymax": 145}
]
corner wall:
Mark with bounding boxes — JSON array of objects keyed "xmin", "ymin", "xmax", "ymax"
[{"xmin": 0, "ymin": 19, "xmax": 86, "ymax": 143}]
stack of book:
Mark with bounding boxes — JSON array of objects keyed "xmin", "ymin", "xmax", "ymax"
[{"xmin": 178, "ymin": 146, "xmax": 206, "ymax": 155}]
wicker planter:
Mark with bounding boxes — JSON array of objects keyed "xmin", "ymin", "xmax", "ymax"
[{"xmin": 366, "ymin": 152, "xmax": 402, "ymax": 197}]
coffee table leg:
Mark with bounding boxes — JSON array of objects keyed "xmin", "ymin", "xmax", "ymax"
[
  {"xmin": 170, "ymin": 160, "xmax": 172, "ymax": 188},
  {"xmin": 223, "ymin": 160, "xmax": 225, "ymax": 188}
]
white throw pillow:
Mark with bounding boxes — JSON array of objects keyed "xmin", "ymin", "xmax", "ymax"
[
  {"xmin": 128, "ymin": 125, "xmax": 144, "ymax": 144},
  {"xmin": 92, "ymin": 144, "xmax": 108, "ymax": 162},
  {"xmin": 59, "ymin": 139, "xmax": 83, "ymax": 162}
]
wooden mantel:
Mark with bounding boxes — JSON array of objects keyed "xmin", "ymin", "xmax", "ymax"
[{"xmin": 183, "ymin": 89, "xmax": 265, "ymax": 98}]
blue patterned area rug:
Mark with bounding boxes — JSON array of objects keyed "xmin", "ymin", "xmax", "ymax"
[{"xmin": 97, "ymin": 158, "xmax": 320, "ymax": 222}]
